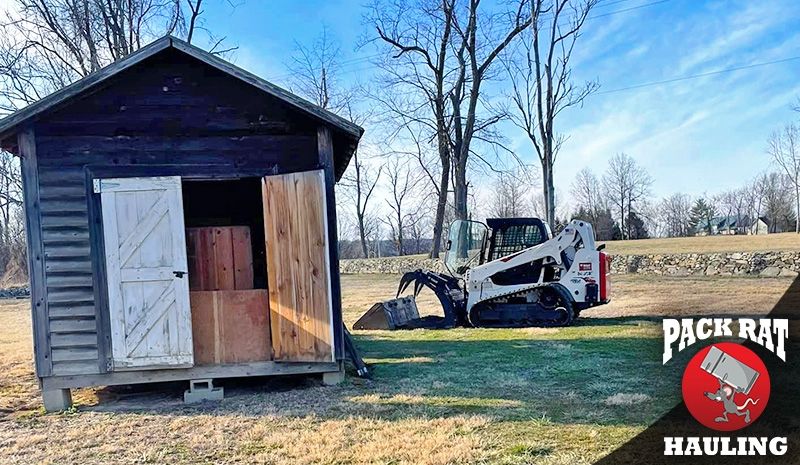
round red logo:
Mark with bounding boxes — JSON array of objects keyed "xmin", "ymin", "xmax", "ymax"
[{"xmin": 682, "ymin": 342, "xmax": 770, "ymax": 432}]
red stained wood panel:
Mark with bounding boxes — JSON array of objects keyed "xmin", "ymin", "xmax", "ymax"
[{"xmin": 187, "ymin": 226, "xmax": 254, "ymax": 291}]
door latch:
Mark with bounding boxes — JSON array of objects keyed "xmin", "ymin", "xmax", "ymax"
[{"xmin": 173, "ymin": 271, "xmax": 187, "ymax": 278}]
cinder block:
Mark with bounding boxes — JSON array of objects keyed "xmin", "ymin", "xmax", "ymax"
[
  {"xmin": 42, "ymin": 388, "xmax": 72, "ymax": 412},
  {"xmin": 184, "ymin": 378, "xmax": 224, "ymax": 404},
  {"xmin": 321, "ymin": 365, "xmax": 345, "ymax": 386}
]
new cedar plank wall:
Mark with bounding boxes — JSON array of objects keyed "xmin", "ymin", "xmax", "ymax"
[
  {"xmin": 263, "ymin": 171, "xmax": 333, "ymax": 363},
  {"xmin": 32, "ymin": 50, "xmax": 320, "ymax": 376}
]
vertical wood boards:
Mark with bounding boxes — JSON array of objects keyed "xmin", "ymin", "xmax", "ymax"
[
  {"xmin": 317, "ymin": 126, "xmax": 344, "ymax": 361},
  {"xmin": 262, "ymin": 170, "xmax": 334, "ymax": 362},
  {"xmin": 98, "ymin": 176, "xmax": 193, "ymax": 370},
  {"xmin": 186, "ymin": 226, "xmax": 254, "ymax": 291},
  {"xmin": 189, "ymin": 290, "xmax": 271, "ymax": 365},
  {"xmin": 19, "ymin": 129, "xmax": 52, "ymax": 377}
]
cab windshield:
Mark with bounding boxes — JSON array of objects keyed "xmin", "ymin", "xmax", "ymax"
[{"xmin": 444, "ymin": 220, "xmax": 487, "ymax": 276}]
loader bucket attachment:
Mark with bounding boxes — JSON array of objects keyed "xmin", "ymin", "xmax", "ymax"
[{"xmin": 353, "ymin": 296, "xmax": 421, "ymax": 330}]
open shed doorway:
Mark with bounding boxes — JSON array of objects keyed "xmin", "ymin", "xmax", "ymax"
[
  {"xmin": 182, "ymin": 178, "xmax": 267, "ymax": 289},
  {"xmin": 181, "ymin": 178, "xmax": 272, "ymax": 365}
]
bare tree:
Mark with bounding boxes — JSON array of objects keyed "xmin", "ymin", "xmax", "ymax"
[
  {"xmin": 0, "ymin": 0, "xmax": 233, "ymax": 115},
  {"xmin": 381, "ymin": 158, "xmax": 424, "ymax": 256},
  {"xmin": 762, "ymin": 172, "xmax": 797, "ymax": 233},
  {"xmin": 368, "ymin": 0, "xmax": 531, "ymax": 255},
  {"xmin": 340, "ymin": 151, "xmax": 382, "ymax": 258},
  {"xmin": 502, "ymin": 0, "xmax": 599, "ymax": 228},
  {"xmin": 713, "ymin": 188, "xmax": 750, "ymax": 234},
  {"xmin": 602, "ymin": 153, "xmax": 653, "ymax": 240},
  {"xmin": 447, "ymin": 0, "xmax": 532, "ymax": 222},
  {"xmin": 489, "ymin": 171, "xmax": 533, "ymax": 218},
  {"xmin": 287, "ymin": 26, "xmax": 351, "ymax": 113},
  {"xmin": 288, "ymin": 29, "xmax": 385, "ymax": 258},
  {"xmin": 767, "ymin": 122, "xmax": 800, "ymax": 233},
  {"xmin": 658, "ymin": 193, "xmax": 692, "ymax": 237},
  {"xmin": 406, "ymin": 209, "xmax": 431, "ymax": 254},
  {"xmin": 367, "ymin": 0, "xmax": 457, "ymax": 258},
  {"xmin": 0, "ymin": 152, "xmax": 24, "ymax": 280},
  {"xmin": 744, "ymin": 173, "xmax": 770, "ymax": 232},
  {"xmin": 570, "ymin": 167, "xmax": 602, "ymax": 215}
]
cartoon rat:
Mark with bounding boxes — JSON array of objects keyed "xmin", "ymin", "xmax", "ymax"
[{"xmin": 704, "ymin": 378, "xmax": 759, "ymax": 423}]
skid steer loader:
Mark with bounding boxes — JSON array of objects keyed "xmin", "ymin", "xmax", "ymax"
[{"xmin": 354, "ymin": 218, "xmax": 611, "ymax": 330}]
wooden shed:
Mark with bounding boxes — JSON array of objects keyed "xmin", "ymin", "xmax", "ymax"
[{"xmin": 0, "ymin": 36, "xmax": 363, "ymax": 411}]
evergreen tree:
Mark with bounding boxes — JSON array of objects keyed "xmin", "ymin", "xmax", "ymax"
[
  {"xmin": 690, "ymin": 198, "xmax": 716, "ymax": 234},
  {"xmin": 627, "ymin": 211, "xmax": 650, "ymax": 239}
]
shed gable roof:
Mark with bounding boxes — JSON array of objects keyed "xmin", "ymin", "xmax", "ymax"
[{"xmin": 0, "ymin": 36, "xmax": 363, "ymax": 179}]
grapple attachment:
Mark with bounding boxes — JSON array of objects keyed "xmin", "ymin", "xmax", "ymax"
[{"xmin": 354, "ymin": 269, "xmax": 468, "ymax": 330}]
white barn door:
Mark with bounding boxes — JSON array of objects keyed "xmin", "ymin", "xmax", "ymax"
[{"xmin": 97, "ymin": 176, "xmax": 193, "ymax": 370}]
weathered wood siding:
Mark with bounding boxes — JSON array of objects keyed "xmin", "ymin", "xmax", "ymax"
[{"xmin": 31, "ymin": 50, "xmax": 322, "ymax": 376}]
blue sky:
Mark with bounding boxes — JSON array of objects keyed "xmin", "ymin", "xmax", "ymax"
[{"xmin": 201, "ymin": 0, "xmax": 800, "ymax": 205}]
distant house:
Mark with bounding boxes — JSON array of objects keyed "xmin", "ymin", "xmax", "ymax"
[
  {"xmin": 748, "ymin": 217, "xmax": 769, "ymax": 235},
  {"xmin": 694, "ymin": 216, "xmax": 751, "ymax": 236}
]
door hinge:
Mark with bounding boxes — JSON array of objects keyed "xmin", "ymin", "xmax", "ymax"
[{"xmin": 93, "ymin": 179, "xmax": 102, "ymax": 193}]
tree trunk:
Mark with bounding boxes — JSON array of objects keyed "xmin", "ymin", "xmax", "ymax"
[
  {"xmin": 398, "ymin": 224, "xmax": 404, "ymax": 256},
  {"xmin": 453, "ymin": 160, "xmax": 468, "ymax": 221},
  {"xmin": 429, "ymin": 156, "xmax": 450, "ymax": 258},
  {"xmin": 542, "ymin": 159, "xmax": 555, "ymax": 228},
  {"xmin": 358, "ymin": 214, "xmax": 368, "ymax": 258},
  {"xmin": 796, "ymin": 185, "xmax": 800, "ymax": 233}
]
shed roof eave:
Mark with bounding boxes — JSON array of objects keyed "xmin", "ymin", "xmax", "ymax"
[{"xmin": 0, "ymin": 36, "xmax": 364, "ymax": 145}]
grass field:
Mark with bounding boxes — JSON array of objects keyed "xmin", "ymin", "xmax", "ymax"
[
  {"xmin": 600, "ymin": 231, "xmax": 800, "ymax": 255},
  {"xmin": 0, "ymin": 273, "xmax": 797, "ymax": 464}
]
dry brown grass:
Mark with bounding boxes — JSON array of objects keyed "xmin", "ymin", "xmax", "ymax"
[
  {"xmin": 591, "ymin": 274, "xmax": 797, "ymax": 317},
  {"xmin": 343, "ymin": 273, "xmax": 798, "ymax": 322},
  {"xmin": 601, "ymin": 231, "xmax": 800, "ymax": 255},
  {"xmin": 0, "ymin": 300, "xmax": 39, "ymax": 414},
  {"xmin": 0, "ymin": 273, "xmax": 796, "ymax": 464}
]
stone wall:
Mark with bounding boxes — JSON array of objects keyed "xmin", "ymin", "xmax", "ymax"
[
  {"xmin": 610, "ymin": 251, "xmax": 800, "ymax": 277},
  {"xmin": 340, "ymin": 251, "xmax": 800, "ymax": 277},
  {"xmin": 339, "ymin": 256, "xmax": 447, "ymax": 274}
]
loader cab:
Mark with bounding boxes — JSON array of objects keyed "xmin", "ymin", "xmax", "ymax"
[
  {"xmin": 444, "ymin": 220, "xmax": 488, "ymax": 277},
  {"xmin": 483, "ymin": 218, "xmax": 551, "ymax": 263},
  {"xmin": 482, "ymin": 217, "xmax": 553, "ymax": 286},
  {"xmin": 443, "ymin": 217, "xmax": 552, "ymax": 278}
]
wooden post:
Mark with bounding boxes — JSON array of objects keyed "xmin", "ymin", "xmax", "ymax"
[
  {"xmin": 19, "ymin": 128, "xmax": 52, "ymax": 378},
  {"xmin": 317, "ymin": 127, "xmax": 344, "ymax": 361}
]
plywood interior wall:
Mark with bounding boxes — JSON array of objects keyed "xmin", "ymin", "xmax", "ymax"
[
  {"xmin": 262, "ymin": 170, "xmax": 333, "ymax": 362},
  {"xmin": 190, "ymin": 290, "xmax": 271, "ymax": 365}
]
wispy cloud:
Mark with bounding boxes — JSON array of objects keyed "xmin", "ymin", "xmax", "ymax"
[{"xmin": 541, "ymin": 0, "xmax": 800, "ymax": 208}]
